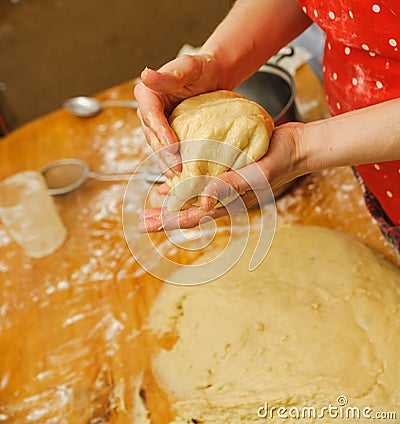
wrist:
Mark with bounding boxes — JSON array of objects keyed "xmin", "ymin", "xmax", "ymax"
[
  {"xmin": 197, "ymin": 46, "xmax": 239, "ymax": 90},
  {"xmin": 299, "ymin": 119, "xmax": 336, "ymax": 174},
  {"xmin": 195, "ymin": 49, "xmax": 230, "ymax": 91},
  {"xmin": 287, "ymin": 122, "xmax": 314, "ymax": 177},
  {"xmin": 199, "ymin": 41, "xmax": 265, "ymax": 90}
]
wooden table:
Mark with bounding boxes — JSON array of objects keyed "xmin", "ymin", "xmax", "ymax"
[{"xmin": 0, "ymin": 68, "xmax": 398, "ymax": 423}]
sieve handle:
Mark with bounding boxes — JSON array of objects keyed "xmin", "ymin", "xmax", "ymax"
[{"xmin": 88, "ymin": 171, "xmax": 134, "ymax": 181}]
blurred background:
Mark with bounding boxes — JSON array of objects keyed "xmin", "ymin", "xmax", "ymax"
[{"xmin": 0, "ymin": 0, "xmax": 232, "ymax": 130}]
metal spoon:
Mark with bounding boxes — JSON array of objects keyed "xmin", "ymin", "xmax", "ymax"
[
  {"xmin": 63, "ymin": 96, "xmax": 138, "ymax": 118},
  {"xmin": 40, "ymin": 158, "xmax": 166, "ymax": 195}
]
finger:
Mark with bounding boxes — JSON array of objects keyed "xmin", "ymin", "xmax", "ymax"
[
  {"xmin": 136, "ymin": 98, "xmax": 182, "ymax": 172},
  {"xmin": 237, "ymin": 190, "xmax": 260, "ymax": 210},
  {"xmin": 141, "ymin": 67, "xmax": 185, "ymax": 94},
  {"xmin": 139, "ymin": 205, "xmax": 226, "ymax": 233},
  {"xmin": 158, "ymin": 182, "xmax": 170, "ymax": 195},
  {"xmin": 138, "ymin": 115, "xmax": 180, "ymax": 173},
  {"xmin": 141, "ymin": 55, "xmax": 207, "ymax": 94},
  {"xmin": 161, "ymin": 207, "xmax": 211, "ymax": 231},
  {"xmin": 141, "ymin": 207, "xmax": 162, "ymax": 219},
  {"xmin": 137, "ymin": 108, "xmax": 163, "ymax": 151},
  {"xmin": 138, "ymin": 208, "xmax": 163, "ymax": 232},
  {"xmin": 200, "ymin": 162, "xmax": 269, "ymax": 211},
  {"xmin": 156, "ymin": 159, "xmax": 175, "ymax": 180},
  {"xmin": 139, "ymin": 190, "xmax": 260, "ymax": 233},
  {"xmin": 134, "ymin": 83, "xmax": 181, "ymax": 161},
  {"xmin": 138, "ymin": 207, "xmax": 165, "ymax": 233},
  {"xmin": 200, "ymin": 171, "xmax": 251, "ymax": 211}
]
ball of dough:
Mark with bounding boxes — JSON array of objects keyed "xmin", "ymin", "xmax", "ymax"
[{"xmin": 167, "ymin": 90, "xmax": 274, "ymax": 211}]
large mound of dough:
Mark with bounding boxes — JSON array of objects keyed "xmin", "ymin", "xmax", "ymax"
[
  {"xmin": 167, "ymin": 90, "xmax": 274, "ymax": 210},
  {"xmin": 146, "ymin": 225, "xmax": 400, "ymax": 423}
]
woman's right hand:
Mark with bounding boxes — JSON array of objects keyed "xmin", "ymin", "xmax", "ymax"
[{"xmin": 134, "ymin": 53, "xmax": 226, "ymax": 172}]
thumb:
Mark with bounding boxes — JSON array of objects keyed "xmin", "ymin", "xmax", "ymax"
[
  {"xmin": 200, "ymin": 162, "xmax": 271, "ymax": 211},
  {"xmin": 141, "ymin": 54, "xmax": 212, "ymax": 94}
]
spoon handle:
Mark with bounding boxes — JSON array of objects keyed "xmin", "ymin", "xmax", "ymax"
[
  {"xmin": 101, "ymin": 100, "xmax": 138, "ymax": 109},
  {"xmin": 89, "ymin": 171, "xmax": 133, "ymax": 181}
]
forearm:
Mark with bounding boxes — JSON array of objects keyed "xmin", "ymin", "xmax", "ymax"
[
  {"xmin": 199, "ymin": 0, "xmax": 312, "ymax": 89},
  {"xmin": 300, "ymin": 98, "xmax": 400, "ymax": 172}
]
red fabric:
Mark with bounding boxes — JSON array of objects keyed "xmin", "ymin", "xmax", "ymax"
[{"xmin": 297, "ymin": 0, "xmax": 400, "ymax": 225}]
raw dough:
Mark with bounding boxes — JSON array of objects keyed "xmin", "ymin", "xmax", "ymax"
[
  {"xmin": 167, "ymin": 90, "xmax": 274, "ymax": 210},
  {"xmin": 147, "ymin": 225, "xmax": 400, "ymax": 423}
]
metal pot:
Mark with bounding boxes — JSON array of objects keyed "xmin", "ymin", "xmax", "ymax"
[{"xmin": 234, "ymin": 63, "xmax": 297, "ymax": 126}]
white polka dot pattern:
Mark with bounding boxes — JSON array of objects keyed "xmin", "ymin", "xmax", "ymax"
[
  {"xmin": 297, "ymin": 0, "xmax": 400, "ymax": 225},
  {"xmin": 372, "ymin": 4, "xmax": 380, "ymax": 13}
]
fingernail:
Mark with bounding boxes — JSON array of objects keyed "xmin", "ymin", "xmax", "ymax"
[{"xmin": 141, "ymin": 66, "xmax": 155, "ymax": 78}]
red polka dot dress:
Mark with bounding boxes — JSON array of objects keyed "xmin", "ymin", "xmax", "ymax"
[{"xmin": 298, "ymin": 0, "xmax": 400, "ymax": 251}]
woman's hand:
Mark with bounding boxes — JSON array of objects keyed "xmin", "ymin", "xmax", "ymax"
[
  {"xmin": 139, "ymin": 122, "xmax": 307, "ymax": 232},
  {"xmin": 139, "ymin": 96, "xmax": 400, "ymax": 232},
  {"xmin": 134, "ymin": 53, "xmax": 226, "ymax": 171}
]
